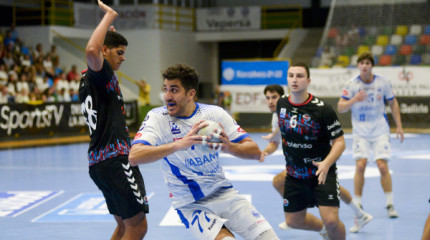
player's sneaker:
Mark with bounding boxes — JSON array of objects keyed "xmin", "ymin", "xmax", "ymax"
[
  {"xmin": 349, "ymin": 212, "xmax": 373, "ymax": 233},
  {"xmin": 387, "ymin": 204, "xmax": 398, "ymax": 218},
  {"xmin": 278, "ymin": 221, "xmax": 291, "ymax": 230},
  {"xmin": 319, "ymin": 230, "xmax": 331, "ymax": 240}
]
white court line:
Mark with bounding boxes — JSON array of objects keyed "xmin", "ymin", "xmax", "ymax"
[
  {"xmin": 12, "ymin": 190, "xmax": 64, "ymax": 218},
  {"xmin": 31, "ymin": 192, "xmax": 83, "ymax": 222},
  {"xmin": 31, "ymin": 192, "xmax": 155, "ymax": 222}
]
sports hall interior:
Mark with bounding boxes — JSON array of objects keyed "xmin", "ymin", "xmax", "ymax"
[{"xmin": 0, "ymin": 0, "xmax": 429, "ymax": 239}]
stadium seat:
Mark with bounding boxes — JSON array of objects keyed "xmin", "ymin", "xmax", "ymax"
[
  {"xmin": 393, "ymin": 55, "xmax": 407, "ymax": 65},
  {"xmin": 368, "ymin": 26, "xmax": 379, "ymax": 36},
  {"xmin": 376, "ymin": 35, "xmax": 389, "ymax": 45},
  {"xmin": 422, "ymin": 53, "xmax": 430, "ymax": 64},
  {"xmin": 373, "ymin": 55, "xmax": 379, "ymax": 66},
  {"xmin": 343, "ymin": 46, "xmax": 355, "ymax": 57},
  {"xmin": 413, "ymin": 44, "xmax": 426, "ymax": 54},
  {"xmin": 390, "ymin": 34, "xmax": 403, "ymax": 45},
  {"xmin": 385, "ymin": 45, "xmax": 397, "ymax": 55},
  {"xmin": 358, "ymin": 27, "xmax": 366, "ymax": 38},
  {"xmin": 371, "ymin": 45, "xmax": 384, "ymax": 56},
  {"xmin": 409, "ymin": 54, "xmax": 422, "ymax": 65},
  {"xmin": 396, "ymin": 25, "xmax": 408, "ymax": 36},
  {"xmin": 424, "ymin": 25, "xmax": 430, "ymax": 34},
  {"xmin": 382, "ymin": 26, "xmax": 393, "ymax": 35},
  {"xmin": 409, "ymin": 25, "xmax": 422, "ymax": 35},
  {"xmin": 399, "ymin": 44, "xmax": 412, "ymax": 55},
  {"xmin": 404, "ymin": 35, "xmax": 418, "ymax": 45},
  {"xmin": 357, "ymin": 45, "xmax": 370, "ymax": 55},
  {"xmin": 363, "ymin": 36, "xmax": 376, "ymax": 45},
  {"xmin": 349, "ymin": 54, "xmax": 359, "ymax": 66},
  {"xmin": 336, "ymin": 55, "xmax": 350, "ymax": 67},
  {"xmin": 378, "ymin": 55, "xmax": 392, "ymax": 66},
  {"xmin": 419, "ymin": 34, "xmax": 430, "ymax": 45}
]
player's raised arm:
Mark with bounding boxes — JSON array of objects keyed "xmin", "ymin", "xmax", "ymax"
[{"xmin": 86, "ymin": 0, "xmax": 118, "ymax": 72}]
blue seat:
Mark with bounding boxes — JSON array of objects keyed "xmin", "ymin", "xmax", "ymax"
[
  {"xmin": 385, "ymin": 45, "xmax": 397, "ymax": 55},
  {"xmin": 424, "ymin": 25, "xmax": 430, "ymax": 34},
  {"xmin": 404, "ymin": 35, "xmax": 418, "ymax": 45},
  {"xmin": 409, "ymin": 54, "xmax": 422, "ymax": 65}
]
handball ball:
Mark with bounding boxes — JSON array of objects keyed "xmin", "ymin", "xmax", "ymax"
[{"xmin": 196, "ymin": 120, "xmax": 222, "ymax": 152}]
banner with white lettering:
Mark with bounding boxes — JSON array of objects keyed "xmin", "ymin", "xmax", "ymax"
[
  {"xmin": 0, "ymin": 101, "xmax": 138, "ymax": 139},
  {"xmin": 221, "ymin": 60, "xmax": 289, "ymax": 85},
  {"xmin": 196, "ymin": 6, "xmax": 261, "ymax": 31},
  {"xmin": 308, "ymin": 66, "xmax": 430, "ymax": 97}
]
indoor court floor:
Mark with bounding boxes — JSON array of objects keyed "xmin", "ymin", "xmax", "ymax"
[{"xmin": 1, "ymin": 132, "xmax": 429, "ymax": 240}]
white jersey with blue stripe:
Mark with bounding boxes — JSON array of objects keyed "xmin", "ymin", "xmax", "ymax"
[
  {"xmin": 341, "ymin": 74, "xmax": 395, "ymax": 138},
  {"xmin": 132, "ymin": 103, "xmax": 250, "ymax": 209}
]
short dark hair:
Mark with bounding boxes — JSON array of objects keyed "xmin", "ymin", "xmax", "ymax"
[
  {"xmin": 162, "ymin": 63, "xmax": 199, "ymax": 92},
  {"xmin": 289, "ymin": 62, "xmax": 310, "ymax": 78},
  {"xmin": 357, "ymin": 52, "xmax": 374, "ymax": 66},
  {"xmin": 103, "ymin": 31, "xmax": 128, "ymax": 48},
  {"xmin": 264, "ymin": 84, "xmax": 284, "ymax": 96}
]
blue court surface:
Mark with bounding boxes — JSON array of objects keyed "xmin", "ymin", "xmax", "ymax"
[{"xmin": 0, "ymin": 133, "xmax": 429, "ymax": 240}]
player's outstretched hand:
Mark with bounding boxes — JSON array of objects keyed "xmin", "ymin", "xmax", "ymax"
[
  {"xmin": 312, "ymin": 160, "xmax": 330, "ymax": 185},
  {"xmin": 262, "ymin": 133, "xmax": 274, "ymax": 141},
  {"xmin": 259, "ymin": 151, "xmax": 269, "ymax": 163},
  {"xmin": 98, "ymin": 0, "xmax": 117, "ymax": 15}
]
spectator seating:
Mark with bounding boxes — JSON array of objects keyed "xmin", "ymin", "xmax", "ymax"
[
  {"xmin": 396, "ymin": 25, "xmax": 408, "ymax": 36},
  {"xmin": 385, "ymin": 45, "xmax": 397, "ymax": 55},
  {"xmin": 378, "ymin": 55, "xmax": 392, "ymax": 66},
  {"xmin": 390, "ymin": 34, "xmax": 403, "ymax": 45},
  {"xmin": 371, "ymin": 45, "xmax": 384, "ymax": 56},
  {"xmin": 399, "ymin": 44, "xmax": 413, "ymax": 55},
  {"xmin": 376, "ymin": 35, "xmax": 389, "ymax": 45},
  {"xmin": 404, "ymin": 34, "xmax": 418, "ymax": 45},
  {"xmin": 409, "ymin": 54, "xmax": 422, "ymax": 65},
  {"xmin": 409, "ymin": 24, "xmax": 422, "ymax": 35}
]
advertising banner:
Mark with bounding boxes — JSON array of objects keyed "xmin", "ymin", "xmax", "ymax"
[
  {"xmin": 196, "ymin": 6, "xmax": 261, "ymax": 31},
  {"xmin": 308, "ymin": 66, "xmax": 430, "ymax": 97},
  {"xmin": 0, "ymin": 101, "xmax": 138, "ymax": 139},
  {"xmin": 221, "ymin": 60, "xmax": 289, "ymax": 85}
]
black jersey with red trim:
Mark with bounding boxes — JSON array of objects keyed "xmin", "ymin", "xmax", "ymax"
[
  {"xmin": 276, "ymin": 94, "xmax": 344, "ymax": 179},
  {"xmin": 79, "ymin": 59, "xmax": 131, "ymax": 166}
]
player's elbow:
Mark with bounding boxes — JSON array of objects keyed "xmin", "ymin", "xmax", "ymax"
[{"xmin": 128, "ymin": 150, "xmax": 140, "ymax": 166}]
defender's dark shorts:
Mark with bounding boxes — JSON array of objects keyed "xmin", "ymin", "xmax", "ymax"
[
  {"xmin": 89, "ymin": 155, "xmax": 149, "ymax": 219},
  {"xmin": 283, "ymin": 168, "xmax": 340, "ymax": 212}
]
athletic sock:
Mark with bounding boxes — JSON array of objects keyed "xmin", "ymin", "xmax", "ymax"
[
  {"xmin": 348, "ymin": 200, "xmax": 365, "ymax": 218},
  {"xmin": 385, "ymin": 192, "xmax": 394, "ymax": 206}
]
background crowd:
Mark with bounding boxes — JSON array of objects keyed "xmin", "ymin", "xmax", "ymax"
[{"xmin": 0, "ymin": 25, "xmax": 81, "ymax": 105}]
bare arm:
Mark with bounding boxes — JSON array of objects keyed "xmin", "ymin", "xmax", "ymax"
[
  {"xmin": 86, "ymin": 0, "xmax": 118, "ymax": 72},
  {"xmin": 259, "ymin": 140, "xmax": 280, "ymax": 162},
  {"xmin": 388, "ymin": 98, "xmax": 404, "ymax": 143},
  {"xmin": 221, "ymin": 137, "xmax": 262, "ymax": 160},
  {"xmin": 337, "ymin": 90, "xmax": 367, "ymax": 113},
  {"xmin": 313, "ymin": 135, "xmax": 345, "ymax": 184}
]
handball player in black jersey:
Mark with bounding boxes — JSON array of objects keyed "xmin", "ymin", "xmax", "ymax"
[
  {"xmin": 276, "ymin": 62, "xmax": 346, "ymax": 240},
  {"xmin": 79, "ymin": 1, "xmax": 148, "ymax": 239}
]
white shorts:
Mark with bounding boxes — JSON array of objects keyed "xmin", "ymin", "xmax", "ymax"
[
  {"xmin": 353, "ymin": 134, "xmax": 391, "ymax": 162},
  {"xmin": 176, "ymin": 187, "xmax": 272, "ymax": 240}
]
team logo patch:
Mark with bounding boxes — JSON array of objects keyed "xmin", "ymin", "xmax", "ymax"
[
  {"xmin": 342, "ymin": 89, "xmax": 349, "ymax": 96},
  {"xmin": 144, "ymin": 196, "xmax": 149, "ymax": 205},
  {"xmin": 134, "ymin": 133, "xmax": 142, "ymax": 140},
  {"xmin": 280, "ymin": 108, "xmax": 286, "ymax": 118},
  {"xmin": 283, "ymin": 198, "xmax": 289, "ymax": 207},
  {"xmin": 237, "ymin": 127, "xmax": 246, "ymax": 133},
  {"xmin": 252, "ymin": 209, "xmax": 260, "ymax": 218},
  {"xmin": 170, "ymin": 121, "xmax": 181, "ymax": 134},
  {"xmin": 303, "ymin": 114, "xmax": 310, "ymax": 121}
]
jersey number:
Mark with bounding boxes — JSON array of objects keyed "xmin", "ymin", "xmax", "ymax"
[
  {"xmin": 290, "ymin": 115, "xmax": 298, "ymax": 128},
  {"xmin": 81, "ymin": 96, "xmax": 97, "ymax": 134}
]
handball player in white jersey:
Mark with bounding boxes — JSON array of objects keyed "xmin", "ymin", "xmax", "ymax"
[
  {"xmin": 129, "ymin": 64, "xmax": 279, "ymax": 240},
  {"xmin": 337, "ymin": 52, "xmax": 404, "ymax": 218}
]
